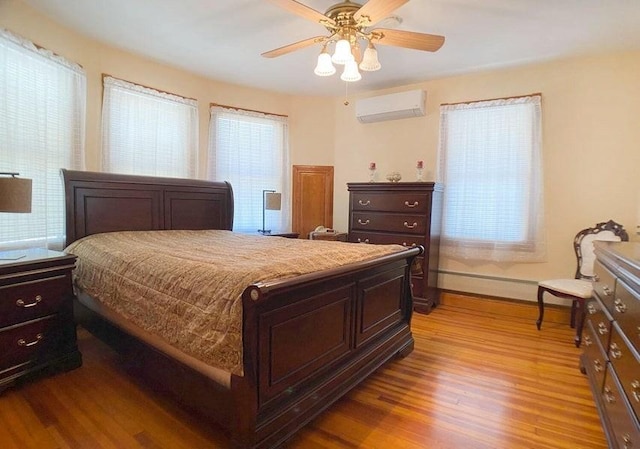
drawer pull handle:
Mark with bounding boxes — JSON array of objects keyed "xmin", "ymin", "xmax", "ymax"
[
  {"xmin": 609, "ymin": 343, "xmax": 622, "ymax": 359},
  {"xmin": 603, "ymin": 386, "xmax": 616, "ymax": 404},
  {"xmin": 614, "ymin": 298, "xmax": 627, "ymax": 313},
  {"xmin": 593, "ymin": 274, "xmax": 600, "ymax": 282},
  {"xmin": 632, "ymin": 380, "xmax": 640, "ymax": 403},
  {"xmin": 602, "ymin": 285, "xmax": 612, "ymax": 296},
  {"xmin": 622, "ymin": 434, "xmax": 632, "ymax": 449},
  {"xmin": 587, "ymin": 303, "xmax": 597, "ymax": 315},
  {"xmin": 403, "ymin": 221, "xmax": 418, "ymax": 229},
  {"xmin": 357, "ymin": 238, "xmax": 370, "ymax": 244},
  {"xmin": 16, "ymin": 295, "xmax": 42, "ymax": 308},
  {"xmin": 357, "ymin": 219, "xmax": 370, "ymax": 225},
  {"xmin": 402, "ymin": 242, "xmax": 417, "ymax": 248},
  {"xmin": 358, "ymin": 200, "xmax": 371, "ymax": 206},
  {"xmin": 404, "ymin": 201, "xmax": 419, "ymax": 208},
  {"xmin": 597, "ymin": 322, "xmax": 608, "ymax": 335},
  {"xmin": 17, "ymin": 333, "xmax": 44, "ymax": 347},
  {"xmin": 594, "ymin": 359, "xmax": 603, "ymax": 372},
  {"xmin": 584, "ymin": 336, "xmax": 593, "ymax": 347}
]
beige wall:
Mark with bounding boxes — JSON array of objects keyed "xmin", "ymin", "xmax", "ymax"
[{"xmin": 3, "ymin": 0, "xmax": 639, "ymax": 302}]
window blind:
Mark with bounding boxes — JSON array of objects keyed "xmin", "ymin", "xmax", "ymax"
[{"xmin": 0, "ymin": 29, "xmax": 85, "ymax": 250}]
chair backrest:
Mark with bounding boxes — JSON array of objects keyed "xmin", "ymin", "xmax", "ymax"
[{"xmin": 574, "ymin": 220, "xmax": 628, "ymax": 280}]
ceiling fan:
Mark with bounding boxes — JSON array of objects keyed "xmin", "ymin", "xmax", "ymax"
[{"xmin": 262, "ymin": 0, "xmax": 445, "ymax": 82}]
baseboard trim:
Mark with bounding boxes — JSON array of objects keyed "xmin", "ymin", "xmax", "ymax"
[{"xmin": 439, "ymin": 290, "xmax": 572, "ymax": 325}]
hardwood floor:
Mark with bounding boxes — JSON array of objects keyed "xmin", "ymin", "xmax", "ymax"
[{"xmin": 0, "ymin": 297, "xmax": 607, "ymax": 449}]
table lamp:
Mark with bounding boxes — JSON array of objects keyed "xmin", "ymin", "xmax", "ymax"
[
  {"xmin": 0, "ymin": 172, "xmax": 33, "ymax": 260},
  {"xmin": 258, "ymin": 189, "xmax": 281, "ymax": 235}
]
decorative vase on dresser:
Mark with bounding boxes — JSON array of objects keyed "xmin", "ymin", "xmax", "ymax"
[
  {"xmin": 581, "ymin": 241, "xmax": 639, "ymax": 448},
  {"xmin": 347, "ymin": 182, "xmax": 443, "ymax": 314}
]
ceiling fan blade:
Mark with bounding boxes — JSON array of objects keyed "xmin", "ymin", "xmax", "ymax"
[
  {"xmin": 261, "ymin": 36, "xmax": 326, "ymax": 58},
  {"xmin": 374, "ymin": 28, "xmax": 445, "ymax": 52},
  {"xmin": 354, "ymin": 0, "xmax": 409, "ymax": 26},
  {"xmin": 267, "ymin": 0, "xmax": 336, "ymax": 27}
]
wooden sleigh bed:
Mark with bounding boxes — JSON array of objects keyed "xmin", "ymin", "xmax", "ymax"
[{"xmin": 62, "ymin": 169, "xmax": 421, "ymax": 449}]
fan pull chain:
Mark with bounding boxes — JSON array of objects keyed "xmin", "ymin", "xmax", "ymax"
[{"xmin": 343, "ymin": 82, "xmax": 350, "ymax": 106}]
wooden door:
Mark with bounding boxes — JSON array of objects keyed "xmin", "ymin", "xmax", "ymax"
[{"xmin": 292, "ymin": 165, "xmax": 334, "ymax": 239}]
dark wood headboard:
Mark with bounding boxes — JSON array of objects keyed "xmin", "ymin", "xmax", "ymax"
[{"xmin": 62, "ymin": 169, "xmax": 234, "ymax": 246}]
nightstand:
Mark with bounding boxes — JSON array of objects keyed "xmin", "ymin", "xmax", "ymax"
[{"xmin": 0, "ymin": 248, "xmax": 82, "ymax": 392}]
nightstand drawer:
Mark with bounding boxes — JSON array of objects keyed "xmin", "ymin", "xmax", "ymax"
[
  {"xmin": 0, "ymin": 315, "xmax": 66, "ymax": 372},
  {"xmin": 0, "ymin": 274, "xmax": 71, "ymax": 327}
]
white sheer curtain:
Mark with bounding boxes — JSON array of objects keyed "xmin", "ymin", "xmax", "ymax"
[
  {"xmin": 0, "ymin": 29, "xmax": 85, "ymax": 250},
  {"xmin": 102, "ymin": 76, "xmax": 198, "ymax": 178},
  {"xmin": 437, "ymin": 95, "xmax": 545, "ymax": 262},
  {"xmin": 208, "ymin": 106, "xmax": 290, "ymax": 233}
]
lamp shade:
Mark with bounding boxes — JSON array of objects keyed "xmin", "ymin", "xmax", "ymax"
[
  {"xmin": 340, "ymin": 59, "xmax": 362, "ymax": 82},
  {"xmin": 359, "ymin": 44, "xmax": 381, "ymax": 72},
  {"xmin": 0, "ymin": 174, "xmax": 32, "ymax": 213},
  {"xmin": 265, "ymin": 192, "xmax": 282, "ymax": 211},
  {"xmin": 314, "ymin": 51, "xmax": 336, "ymax": 76},
  {"xmin": 332, "ymin": 39, "xmax": 353, "ymax": 65}
]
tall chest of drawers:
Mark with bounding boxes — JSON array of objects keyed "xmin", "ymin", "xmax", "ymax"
[
  {"xmin": 347, "ymin": 182, "xmax": 443, "ymax": 313},
  {"xmin": 0, "ymin": 249, "xmax": 82, "ymax": 392},
  {"xmin": 581, "ymin": 241, "xmax": 640, "ymax": 448}
]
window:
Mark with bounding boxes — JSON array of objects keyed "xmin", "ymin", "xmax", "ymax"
[
  {"xmin": 101, "ymin": 76, "xmax": 198, "ymax": 178},
  {"xmin": 437, "ymin": 94, "xmax": 545, "ymax": 262},
  {"xmin": 0, "ymin": 29, "xmax": 85, "ymax": 250},
  {"xmin": 208, "ymin": 106, "xmax": 290, "ymax": 233}
]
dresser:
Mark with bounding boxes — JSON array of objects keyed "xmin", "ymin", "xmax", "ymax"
[
  {"xmin": 347, "ymin": 182, "xmax": 443, "ymax": 313},
  {"xmin": 0, "ymin": 249, "xmax": 82, "ymax": 392},
  {"xmin": 581, "ymin": 241, "xmax": 640, "ymax": 448}
]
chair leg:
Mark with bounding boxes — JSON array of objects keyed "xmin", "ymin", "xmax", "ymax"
[
  {"xmin": 574, "ymin": 298, "xmax": 586, "ymax": 348},
  {"xmin": 536, "ymin": 286, "xmax": 544, "ymax": 330},
  {"xmin": 570, "ymin": 301, "xmax": 577, "ymax": 329}
]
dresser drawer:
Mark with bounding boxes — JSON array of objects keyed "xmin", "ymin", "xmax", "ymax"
[
  {"xmin": 351, "ymin": 192, "xmax": 429, "ymax": 213},
  {"xmin": 593, "ymin": 259, "xmax": 617, "ymax": 306},
  {"xmin": 585, "ymin": 296, "xmax": 614, "ymax": 352},
  {"xmin": 614, "ymin": 278, "xmax": 640, "ymax": 354},
  {"xmin": 0, "ymin": 315, "xmax": 67, "ymax": 372},
  {"xmin": 609, "ymin": 323, "xmax": 640, "ymax": 420},
  {"xmin": 351, "ymin": 212, "xmax": 426, "ymax": 234},
  {"xmin": 0, "ymin": 274, "xmax": 71, "ymax": 328},
  {"xmin": 583, "ymin": 319, "xmax": 608, "ymax": 389},
  {"xmin": 603, "ymin": 366, "xmax": 640, "ymax": 449},
  {"xmin": 349, "ymin": 230, "xmax": 425, "ymax": 248}
]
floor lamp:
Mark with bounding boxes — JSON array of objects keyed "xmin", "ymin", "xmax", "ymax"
[
  {"xmin": 258, "ymin": 189, "xmax": 281, "ymax": 235},
  {"xmin": 0, "ymin": 172, "xmax": 33, "ymax": 260}
]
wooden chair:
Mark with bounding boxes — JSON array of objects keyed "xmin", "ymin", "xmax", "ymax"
[{"xmin": 536, "ymin": 220, "xmax": 628, "ymax": 347}]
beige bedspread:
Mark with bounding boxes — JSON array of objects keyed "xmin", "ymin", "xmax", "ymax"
[{"xmin": 65, "ymin": 230, "xmax": 406, "ymax": 376}]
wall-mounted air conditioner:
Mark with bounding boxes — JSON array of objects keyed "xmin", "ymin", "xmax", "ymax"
[{"xmin": 355, "ymin": 89, "xmax": 426, "ymax": 124}]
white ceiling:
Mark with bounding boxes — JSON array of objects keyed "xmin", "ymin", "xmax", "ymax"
[{"xmin": 23, "ymin": 0, "xmax": 640, "ymax": 96}]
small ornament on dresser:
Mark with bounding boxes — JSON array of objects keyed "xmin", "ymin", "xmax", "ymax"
[
  {"xmin": 416, "ymin": 160, "xmax": 424, "ymax": 182},
  {"xmin": 386, "ymin": 171, "xmax": 401, "ymax": 182},
  {"xmin": 368, "ymin": 162, "xmax": 376, "ymax": 182}
]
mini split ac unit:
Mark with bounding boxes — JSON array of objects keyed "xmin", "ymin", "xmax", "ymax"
[{"xmin": 355, "ymin": 89, "xmax": 426, "ymax": 124}]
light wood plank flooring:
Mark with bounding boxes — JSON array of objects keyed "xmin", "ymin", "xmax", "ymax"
[{"xmin": 0, "ymin": 298, "xmax": 606, "ymax": 449}]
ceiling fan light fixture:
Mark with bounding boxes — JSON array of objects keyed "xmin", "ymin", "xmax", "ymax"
[
  {"xmin": 359, "ymin": 43, "xmax": 381, "ymax": 72},
  {"xmin": 332, "ymin": 39, "xmax": 353, "ymax": 65},
  {"xmin": 340, "ymin": 58, "xmax": 362, "ymax": 82},
  {"xmin": 314, "ymin": 49, "xmax": 336, "ymax": 76}
]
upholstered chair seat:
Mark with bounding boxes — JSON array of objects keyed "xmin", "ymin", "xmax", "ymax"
[{"xmin": 537, "ymin": 279, "xmax": 593, "ymax": 298}]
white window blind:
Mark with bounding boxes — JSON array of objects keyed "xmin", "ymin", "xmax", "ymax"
[
  {"xmin": 102, "ymin": 76, "xmax": 198, "ymax": 178},
  {"xmin": 0, "ymin": 29, "xmax": 85, "ymax": 250},
  {"xmin": 438, "ymin": 95, "xmax": 545, "ymax": 262},
  {"xmin": 208, "ymin": 106, "xmax": 290, "ymax": 233}
]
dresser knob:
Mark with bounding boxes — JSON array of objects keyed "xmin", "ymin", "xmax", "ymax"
[
  {"xmin": 358, "ymin": 199, "xmax": 370, "ymax": 206},
  {"xmin": 609, "ymin": 343, "xmax": 622, "ymax": 359},
  {"xmin": 597, "ymin": 322, "xmax": 608, "ymax": 335},
  {"xmin": 631, "ymin": 380, "xmax": 640, "ymax": 403},
  {"xmin": 602, "ymin": 285, "xmax": 612, "ymax": 296},
  {"xmin": 16, "ymin": 295, "xmax": 43, "ymax": 308},
  {"xmin": 603, "ymin": 386, "xmax": 616, "ymax": 404},
  {"xmin": 357, "ymin": 238, "xmax": 370, "ymax": 244},
  {"xmin": 357, "ymin": 219, "xmax": 370, "ymax": 225},
  {"xmin": 403, "ymin": 221, "xmax": 418, "ymax": 229},
  {"xmin": 622, "ymin": 433, "xmax": 632, "ymax": 449},
  {"xmin": 587, "ymin": 303, "xmax": 597, "ymax": 314},
  {"xmin": 404, "ymin": 201, "xmax": 419, "ymax": 208},
  {"xmin": 17, "ymin": 333, "xmax": 44, "ymax": 347},
  {"xmin": 594, "ymin": 359, "xmax": 603, "ymax": 372},
  {"xmin": 593, "ymin": 274, "xmax": 600, "ymax": 282},
  {"xmin": 402, "ymin": 242, "xmax": 417, "ymax": 247},
  {"xmin": 614, "ymin": 298, "xmax": 627, "ymax": 313},
  {"xmin": 584, "ymin": 336, "xmax": 593, "ymax": 347}
]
